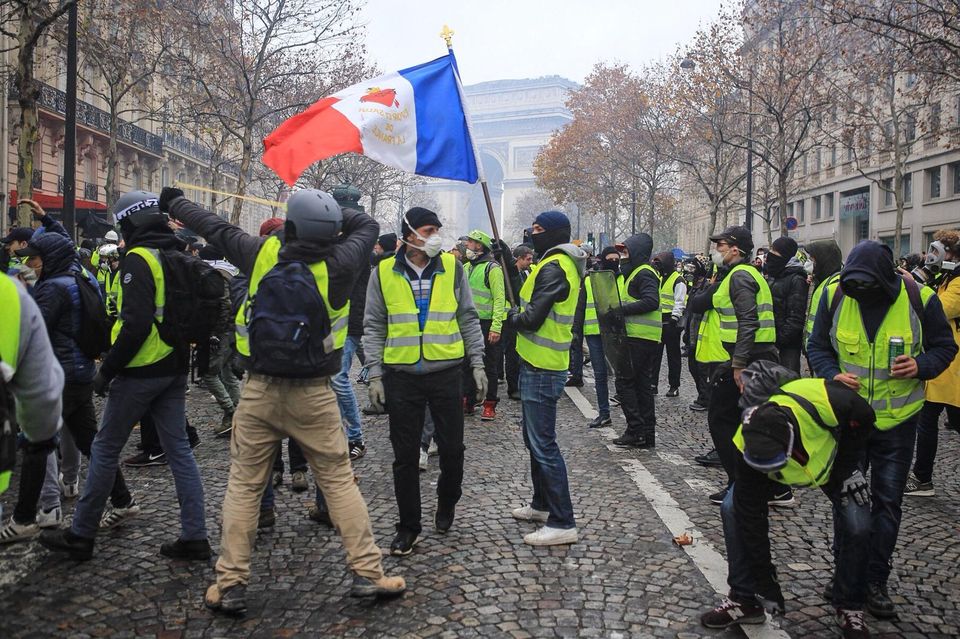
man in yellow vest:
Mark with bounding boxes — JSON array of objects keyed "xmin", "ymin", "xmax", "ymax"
[
  {"xmin": 700, "ymin": 362, "xmax": 878, "ymax": 639},
  {"xmin": 96, "ymin": 242, "xmax": 122, "ymax": 320},
  {"xmin": 504, "ymin": 245, "xmax": 534, "ymax": 399},
  {"xmin": 690, "ymin": 226, "xmax": 780, "ymax": 505},
  {"xmin": 462, "ymin": 229, "xmax": 506, "ymax": 420},
  {"xmin": 0, "ymin": 275, "xmax": 64, "ymax": 526},
  {"xmin": 807, "ymin": 240, "xmax": 957, "ymax": 619},
  {"xmin": 609, "ymin": 233, "xmax": 662, "ymax": 449},
  {"xmin": 505, "ymin": 210, "xmax": 586, "ymax": 546},
  {"xmin": 364, "ymin": 207, "xmax": 486, "ymax": 556},
  {"xmin": 651, "ymin": 250, "xmax": 686, "ymax": 397},
  {"xmin": 40, "ymin": 191, "xmax": 209, "ymax": 562},
  {"xmin": 158, "ymin": 187, "xmax": 405, "ymax": 612},
  {"xmin": 802, "ymin": 239, "xmax": 843, "ymax": 354}
]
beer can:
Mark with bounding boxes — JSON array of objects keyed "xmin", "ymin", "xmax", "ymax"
[{"xmin": 888, "ymin": 336, "xmax": 905, "ymax": 369}]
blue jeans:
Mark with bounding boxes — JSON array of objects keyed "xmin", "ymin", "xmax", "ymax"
[
  {"xmin": 866, "ymin": 417, "xmax": 917, "ymax": 585},
  {"xmin": 568, "ymin": 335, "xmax": 610, "ymax": 418},
  {"xmin": 332, "ymin": 336, "xmax": 364, "ymax": 443},
  {"xmin": 519, "ymin": 362, "xmax": 575, "ymax": 529},
  {"xmin": 72, "ymin": 375, "xmax": 207, "ymax": 541}
]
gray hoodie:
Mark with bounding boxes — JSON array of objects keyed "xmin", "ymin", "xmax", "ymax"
[
  {"xmin": 363, "ymin": 249, "xmax": 484, "ymax": 377},
  {"xmin": 4, "ymin": 277, "xmax": 63, "ymax": 443}
]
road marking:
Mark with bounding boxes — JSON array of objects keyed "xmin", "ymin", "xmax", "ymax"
[
  {"xmin": 564, "ymin": 386, "xmax": 598, "ymax": 419},
  {"xmin": 566, "ymin": 386, "xmax": 792, "ymax": 639},
  {"xmin": 684, "ymin": 478, "xmax": 718, "ymax": 495},
  {"xmin": 657, "ymin": 451, "xmax": 692, "ymax": 467}
]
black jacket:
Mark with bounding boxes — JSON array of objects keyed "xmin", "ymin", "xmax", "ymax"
[
  {"xmin": 506, "ymin": 244, "xmax": 586, "ymax": 333},
  {"xmin": 768, "ymin": 264, "xmax": 809, "ymax": 350},
  {"xmin": 689, "ymin": 258, "xmax": 780, "ymax": 370},
  {"xmin": 167, "ymin": 196, "xmax": 378, "ymax": 377},
  {"xmin": 347, "ymin": 259, "xmax": 371, "ymax": 337}
]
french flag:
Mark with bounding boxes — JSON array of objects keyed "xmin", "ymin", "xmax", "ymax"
[{"xmin": 263, "ymin": 53, "xmax": 479, "ymax": 186}]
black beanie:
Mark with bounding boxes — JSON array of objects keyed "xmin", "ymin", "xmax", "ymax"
[
  {"xmin": 771, "ymin": 236, "xmax": 798, "ymax": 258},
  {"xmin": 742, "ymin": 403, "xmax": 793, "ymax": 462},
  {"xmin": 401, "ymin": 207, "xmax": 442, "ymax": 239},
  {"xmin": 378, "ymin": 233, "xmax": 398, "ymax": 252}
]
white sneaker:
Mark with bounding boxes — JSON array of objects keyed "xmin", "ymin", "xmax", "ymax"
[
  {"xmin": 99, "ymin": 502, "xmax": 142, "ymax": 530},
  {"xmin": 0, "ymin": 519, "xmax": 41, "ymax": 544},
  {"xmin": 37, "ymin": 505, "xmax": 63, "ymax": 529},
  {"xmin": 419, "ymin": 449, "xmax": 429, "ymax": 471},
  {"xmin": 427, "ymin": 441, "xmax": 438, "ymax": 456},
  {"xmin": 523, "ymin": 525, "xmax": 578, "ymax": 546},
  {"xmin": 511, "ymin": 506, "xmax": 549, "ymax": 523},
  {"xmin": 59, "ymin": 473, "xmax": 79, "ymax": 499}
]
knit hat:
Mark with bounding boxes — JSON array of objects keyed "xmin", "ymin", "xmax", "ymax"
[
  {"xmin": 259, "ymin": 217, "xmax": 284, "ymax": 237},
  {"xmin": 771, "ymin": 236, "xmax": 798, "ymax": 258},
  {"xmin": 533, "ymin": 210, "xmax": 570, "ymax": 231},
  {"xmin": 401, "ymin": 207, "xmax": 442, "ymax": 239},
  {"xmin": 599, "ymin": 245, "xmax": 620, "ymax": 261},
  {"xmin": 741, "ymin": 403, "xmax": 794, "ymax": 470}
]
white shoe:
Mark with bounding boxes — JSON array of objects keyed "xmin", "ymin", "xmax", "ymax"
[
  {"xmin": 99, "ymin": 502, "xmax": 142, "ymax": 530},
  {"xmin": 59, "ymin": 473, "xmax": 79, "ymax": 499},
  {"xmin": 0, "ymin": 519, "xmax": 41, "ymax": 544},
  {"xmin": 523, "ymin": 525, "xmax": 578, "ymax": 546},
  {"xmin": 511, "ymin": 506, "xmax": 549, "ymax": 523},
  {"xmin": 37, "ymin": 506, "xmax": 63, "ymax": 529},
  {"xmin": 427, "ymin": 441, "xmax": 438, "ymax": 456},
  {"xmin": 419, "ymin": 449, "xmax": 428, "ymax": 471}
]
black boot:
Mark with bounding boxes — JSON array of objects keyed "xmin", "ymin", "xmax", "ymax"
[{"xmin": 866, "ymin": 582, "xmax": 896, "ymax": 619}]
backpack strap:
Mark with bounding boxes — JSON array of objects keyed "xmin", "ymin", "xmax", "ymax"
[
  {"xmin": 899, "ymin": 274, "xmax": 924, "ymax": 319},
  {"xmin": 781, "ymin": 390, "xmax": 830, "ymax": 432}
]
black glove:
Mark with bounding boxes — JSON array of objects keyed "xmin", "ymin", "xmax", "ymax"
[
  {"xmin": 506, "ymin": 306, "xmax": 521, "ymax": 327},
  {"xmin": 158, "ymin": 187, "xmax": 184, "ymax": 214},
  {"xmin": 92, "ymin": 370, "xmax": 113, "ymax": 397}
]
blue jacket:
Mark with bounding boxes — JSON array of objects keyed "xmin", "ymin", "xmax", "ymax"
[
  {"xmin": 30, "ymin": 219, "xmax": 98, "ymax": 384},
  {"xmin": 807, "ymin": 240, "xmax": 957, "ymax": 382}
]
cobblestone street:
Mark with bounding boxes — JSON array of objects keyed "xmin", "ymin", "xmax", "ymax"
[{"xmin": 2, "ymin": 362, "xmax": 959, "ymax": 638}]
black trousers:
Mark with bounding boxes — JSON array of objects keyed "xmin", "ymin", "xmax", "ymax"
[
  {"xmin": 708, "ymin": 371, "xmax": 743, "ymax": 486},
  {"xmin": 463, "ymin": 319, "xmax": 501, "ymax": 402},
  {"xmin": 141, "ymin": 413, "xmax": 199, "ymax": 455},
  {"xmin": 385, "ymin": 366, "xmax": 464, "ymax": 535},
  {"xmin": 778, "ymin": 346, "xmax": 802, "ymax": 376},
  {"xmin": 687, "ymin": 353, "xmax": 713, "ymax": 406},
  {"xmin": 503, "ymin": 323, "xmax": 520, "ymax": 395},
  {"xmin": 615, "ymin": 338, "xmax": 658, "ymax": 441},
  {"xmin": 12, "ymin": 438, "xmax": 56, "ymax": 524},
  {"xmin": 273, "ymin": 438, "xmax": 308, "ymax": 474},
  {"xmin": 652, "ymin": 319, "xmax": 682, "ymax": 390}
]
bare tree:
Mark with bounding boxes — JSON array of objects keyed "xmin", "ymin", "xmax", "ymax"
[{"xmin": 1, "ymin": 0, "xmax": 74, "ymax": 227}]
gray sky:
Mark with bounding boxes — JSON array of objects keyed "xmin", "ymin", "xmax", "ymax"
[{"xmin": 359, "ymin": 0, "xmax": 726, "ymax": 84}]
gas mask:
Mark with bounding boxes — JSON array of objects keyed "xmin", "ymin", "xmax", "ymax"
[{"xmin": 912, "ymin": 240, "xmax": 958, "ymax": 284}]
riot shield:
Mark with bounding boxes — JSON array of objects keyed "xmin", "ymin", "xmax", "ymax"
[{"xmin": 589, "ymin": 270, "xmax": 634, "ymax": 378}]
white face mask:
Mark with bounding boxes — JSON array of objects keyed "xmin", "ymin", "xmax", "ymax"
[
  {"xmin": 403, "ymin": 213, "xmax": 444, "ymax": 258},
  {"xmin": 464, "ymin": 248, "xmax": 479, "ymax": 261},
  {"xmin": 803, "ymin": 260, "xmax": 815, "ymax": 275},
  {"xmin": 710, "ymin": 249, "xmax": 724, "ymax": 266}
]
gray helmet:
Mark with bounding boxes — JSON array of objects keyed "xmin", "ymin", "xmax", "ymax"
[
  {"xmin": 113, "ymin": 190, "xmax": 162, "ymax": 227},
  {"xmin": 285, "ymin": 189, "xmax": 342, "ymax": 241}
]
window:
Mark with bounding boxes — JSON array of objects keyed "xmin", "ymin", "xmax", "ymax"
[
  {"xmin": 905, "ymin": 112, "xmax": 917, "ymax": 142},
  {"xmin": 930, "ymin": 102, "xmax": 941, "ymax": 133},
  {"xmin": 814, "ymin": 149, "xmax": 822, "ymax": 171},
  {"xmin": 857, "ymin": 217, "xmax": 869, "ymax": 241},
  {"xmin": 905, "ymin": 72, "xmax": 918, "ymax": 89},
  {"xmin": 824, "ymin": 193, "xmax": 834, "ymax": 219},
  {"xmin": 813, "ymin": 196, "xmax": 822, "ymax": 220},
  {"xmin": 796, "ymin": 200, "xmax": 805, "ymax": 223},
  {"xmin": 882, "ymin": 174, "xmax": 912, "ymax": 205},
  {"xmin": 928, "ymin": 167, "xmax": 941, "ymax": 199},
  {"xmin": 847, "ymin": 144, "xmax": 855, "ymax": 163},
  {"xmin": 883, "ymin": 178, "xmax": 894, "ymax": 207},
  {"xmin": 904, "ymin": 172, "xmax": 912, "ymax": 202},
  {"xmin": 953, "ymin": 162, "xmax": 960, "ymax": 195},
  {"xmin": 830, "ymin": 145, "xmax": 837, "ymax": 166},
  {"xmin": 880, "ymin": 234, "xmax": 911, "ymax": 254},
  {"xmin": 800, "ymin": 153, "xmax": 807, "ymax": 175}
]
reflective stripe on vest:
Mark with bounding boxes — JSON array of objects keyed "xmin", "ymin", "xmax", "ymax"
[
  {"xmin": 804, "ymin": 273, "xmax": 840, "ymax": 345},
  {"xmin": 660, "ymin": 271, "xmax": 680, "ymax": 314},
  {"xmin": 622, "ymin": 264, "xmax": 662, "ymax": 341},
  {"xmin": 584, "ymin": 276, "xmax": 599, "ymax": 336},
  {"xmin": 517, "ymin": 252, "xmax": 580, "ymax": 370},
  {"xmin": 829, "ymin": 280, "xmax": 932, "ymax": 430},
  {"xmin": 380, "ymin": 252, "xmax": 464, "ymax": 364},
  {"xmin": 732, "ymin": 379, "xmax": 840, "ymax": 487},
  {"xmin": 696, "ymin": 263, "xmax": 776, "ymax": 363},
  {"xmin": 466, "ymin": 260, "xmax": 500, "ymax": 320},
  {"xmin": 234, "ymin": 236, "xmax": 348, "ymax": 357},
  {"xmin": 111, "ymin": 247, "xmax": 174, "ymax": 368}
]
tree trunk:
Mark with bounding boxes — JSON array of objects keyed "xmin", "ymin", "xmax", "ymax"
[
  {"xmin": 893, "ymin": 169, "xmax": 903, "ymax": 258},
  {"xmin": 646, "ymin": 184, "xmax": 656, "ymax": 237},
  {"xmin": 705, "ymin": 200, "xmax": 719, "ymax": 255},
  {"xmin": 778, "ymin": 173, "xmax": 789, "ymax": 239},
  {"xmin": 15, "ymin": 4, "xmax": 41, "ymax": 228},
  {"xmin": 105, "ymin": 104, "xmax": 119, "ymax": 210},
  {"xmin": 230, "ymin": 126, "xmax": 253, "ymax": 225}
]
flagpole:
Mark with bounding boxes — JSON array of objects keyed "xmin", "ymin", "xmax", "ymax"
[{"xmin": 442, "ymin": 26, "xmax": 517, "ymax": 307}]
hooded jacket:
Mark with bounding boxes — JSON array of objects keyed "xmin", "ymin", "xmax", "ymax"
[
  {"xmin": 30, "ymin": 217, "xmax": 98, "ymax": 384},
  {"xmin": 767, "ymin": 256, "xmax": 809, "ymax": 351},
  {"xmin": 619, "ymin": 234, "xmax": 660, "ymax": 318},
  {"xmin": 807, "ymin": 240, "xmax": 957, "ymax": 382},
  {"xmin": 166, "ymin": 196, "xmax": 379, "ymax": 379},
  {"xmin": 805, "ymin": 239, "xmax": 843, "ymax": 288},
  {"xmin": 506, "ymin": 243, "xmax": 587, "ymax": 333}
]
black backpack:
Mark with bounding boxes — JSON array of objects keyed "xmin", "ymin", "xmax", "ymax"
[
  {"xmin": 73, "ymin": 272, "xmax": 112, "ymax": 359},
  {"xmin": 247, "ymin": 260, "xmax": 332, "ymax": 377},
  {"xmin": 155, "ymin": 250, "xmax": 232, "ymax": 350}
]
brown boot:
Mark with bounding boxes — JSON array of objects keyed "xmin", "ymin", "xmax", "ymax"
[{"xmin": 350, "ymin": 574, "xmax": 406, "ymax": 598}]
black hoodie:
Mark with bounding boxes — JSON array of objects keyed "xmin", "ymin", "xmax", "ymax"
[
  {"xmin": 807, "ymin": 240, "xmax": 958, "ymax": 381},
  {"xmin": 805, "ymin": 239, "xmax": 843, "ymax": 288},
  {"xmin": 620, "ymin": 234, "xmax": 660, "ymax": 318}
]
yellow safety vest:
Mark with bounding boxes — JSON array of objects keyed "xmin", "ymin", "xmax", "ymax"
[
  {"xmin": 622, "ymin": 264, "xmax": 662, "ymax": 341},
  {"xmin": 733, "ymin": 379, "xmax": 840, "ymax": 487},
  {"xmin": 805, "ymin": 273, "xmax": 840, "ymax": 346},
  {"xmin": 0, "ymin": 276, "xmax": 19, "ymax": 495},
  {"xmin": 379, "ymin": 252, "xmax": 464, "ymax": 364},
  {"xmin": 829, "ymin": 280, "xmax": 932, "ymax": 429},
  {"xmin": 660, "ymin": 271, "xmax": 680, "ymax": 315},
  {"xmin": 696, "ymin": 263, "xmax": 776, "ymax": 363},
  {"xmin": 235, "ymin": 236, "xmax": 348, "ymax": 357},
  {"xmin": 465, "ymin": 260, "xmax": 504, "ymax": 321},
  {"xmin": 516, "ymin": 252, "xmax": 580, "ymax": 371},
  {"xmin": 583, "ymin": 276, "xmax": 599, "ymax": 336},
  {"xmin": 111, "ymin": 247, "xmax": 174, "ymax": 368}
]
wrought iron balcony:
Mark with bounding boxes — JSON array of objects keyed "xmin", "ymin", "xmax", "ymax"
[{"xmin": 84, "ymin": 182, "xmax": 99, "ymax": 201}]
